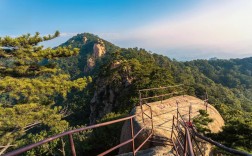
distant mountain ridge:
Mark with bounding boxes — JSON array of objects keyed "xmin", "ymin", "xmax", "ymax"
[{"xmin": 58, "ymin": 33, "xmax": 252, "ymax": 112}]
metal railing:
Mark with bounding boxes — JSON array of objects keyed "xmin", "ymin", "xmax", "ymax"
[
  {"xmin": 191, "ymin": 128, "xmax": 252, "ymax": 156},
  {"xmin": 138, "ymin": 85, "xmax": 195, "ymax": 156},
  {"xmin": 5, "ymin": 85, "xmax": 173, "ymax": 156},
  {"xmin": 172, "ymin": 100, "xmax": 251, "ymax": 156},
  {"xmin": 4, "ymin": 113, "xmax": 153, "ymax": 156},
  {"xmin": 171, "ymin": 115, "xmax": 195, "ymax": 156},
  {"xmin": 139, "ymin": 85, "xmax": 185, "ymax": 102},
  {"xmin": 139, "ymin": 85, "xmax": 185, "ymax": 123}
]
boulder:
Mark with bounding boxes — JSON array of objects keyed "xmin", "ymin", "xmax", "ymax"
[
  {"xmin": 119, "ymin": 95, "xmax": 225, "ymax": 155},
  {"xmin": 83, "ymin": 36, "xmax": 87, "ymax": 44},
  {"xmin": 93, "ymin": 42, "xmax": 106, "ymax": 58}
]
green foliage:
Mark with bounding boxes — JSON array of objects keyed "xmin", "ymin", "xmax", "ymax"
[
  {"xmin": 210, "ymin": 106, "xmax": 252, "ymax": 153},
  {"xmin": 193, "ymin": 110, "xmax": 213, "ymax": 134},
  {"xmin": 0, "ymin": 32, "xmax": 90, "ymax": 155},
  {"xmin": 64, "ymin": 112, "xmax": 125, "ymax": 156},
  {"xmin": 186, "ymin": 59, "xmax": 252, "ymax": 111},
  {"xmin": 0, "ymin": 31, "xmax": 79, "ymax": 77},
  {"xmin": 61, "ymin": 126, "xmax": 93, "ymax": 156},
  {"xmin": 57, "ymin": 33, "xmax": 119, "ymax": 78},
  {"xmin": 0, "ymin": 75, "xmax": 90, "ymax": 105},
  {"xmin": 88, "ymin": 112, "xmax": 125, "ymax": 155}
]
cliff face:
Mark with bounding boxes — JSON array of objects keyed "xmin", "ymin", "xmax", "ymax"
[
  {"xmin": 89, "ymin": 65, "xmax": 134, "ymax": 124},
  {"xmin": 83, "ymin": 36, "xmax": 87, "ymax": 44},
  {"xmin": 86, "ymin": 57, "xmax": 95, "ymax": 69},
  {"xmin": 57, "ymin": 33, "xmax": 128, "ymax": 124},
  {"xmin": 84, "ymin": 39, "xmax": 106, "ymax": 72},
  {"xmin": 93, "ymin": 42, "xmax": 106, "ymax": 58}
]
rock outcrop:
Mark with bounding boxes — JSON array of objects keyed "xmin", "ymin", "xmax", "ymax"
[
  {"xmin": 119, "ymin": 95, "xmax": 225, "ymax": 155},
  {"xmin": 93, "ymin": 42, "xmax": 106, "ymax": 58},
  {"xmin": 89, "ymin": 66, "xmax": 134, "ymax": 124},
  {"xmin": 83, "ymin": 36, "xmax": 87, "ymax": 44},
  {"xmin": 87, "ymin": 57, "xmax": 95, "ymax": 69},
  {"xmin": 110, "ymin": 61, "xmax": 121, "ymax": 69},
  {"xmin": 84, "ymin": 39, "xmax": 106, "ymax": 72}
]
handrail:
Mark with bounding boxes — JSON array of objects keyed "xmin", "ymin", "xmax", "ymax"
[
  {"xmin": 4, "ymin": 115, "xmax": 137, "ymax": 156},
  {"xmin": 139, "ymin": 85, "xmax": 184, "ymax": 124},
  {"xmin": 139, "ymin": 85, "xmax": 185, "ymax": 105},
  {"xmin": 173, "ymin": 101, "xmax": 251, "ymax": 156},
  {"xmin": 98, "ymin": 139, "xmax": 133, "ymax": 156},
  {"xmin": 192, "ymin": 128, "xmax": 252, "ymax": 156},
  {"xmin": 171, "ymin": 126, "xmax": 184, "ymax": 151},
  {"xmin": 134, "ymin": 100, "xmax": 154, "ymax": 155},
  {"xmin": 5, "ymin": 86, "xmax": 157, "ymax": 156},
  {"xmin": 172, "ymin": 137, "xmax": 179, "ymax": 155},
  {"xmin": 187, "ymin": 129, "xmax": 204, "ymax": 155},
  {"xmin": 145, "ymin": 103, "xmax": 154, "ymax": 132},
  {"xmin": 141, "ymin": 91, "xmax": 184, "ymax": 100},
  {"xmin": 171, "ymin": 114, "xmax": 194, "ymax": 156},
  {"xmin": 185, "ymin": 128, "xmax": 194, "ymax": 156},
  {"xmin": 139, "ymin": 84, "xmax": 184, "ymax": 92}
]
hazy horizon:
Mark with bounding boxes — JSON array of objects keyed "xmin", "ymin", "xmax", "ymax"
[{"xmin": 1, "ymin": 0, "xmax": 252, "ymax": 60}]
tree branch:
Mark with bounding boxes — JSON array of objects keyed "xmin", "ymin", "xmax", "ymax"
[{"xmin": 0, "ymin": 142, "xmax": 12, "ymax": 155}]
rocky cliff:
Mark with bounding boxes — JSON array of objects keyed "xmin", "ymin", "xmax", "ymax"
[
  {"xmin": 84, "ymin": 39, "xmax": 106, "ymax": 72},
  {"xmin": 119, "ymin": 95, "xmax": 224, "ymax": 155},
  {"xmin": 89, "ymin": 61, "xmax": 134, "ymax": 124}
]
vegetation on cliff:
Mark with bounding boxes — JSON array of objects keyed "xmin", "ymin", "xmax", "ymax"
[{"xmin": 0, "ymin": 32, "xmax": 90, "ymax": 155}]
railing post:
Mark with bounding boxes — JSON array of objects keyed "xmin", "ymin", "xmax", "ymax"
[
  {"xmin": 206, "ymin": 102, "xmax": 208, "ymax": 113},
  {"xmin": 176, "ymin": 101, "xmax": 179, "ymax": 125},
  {"xmin": 130, "ymin": 118, "xmax": 136, "ymax": 156},
  {"xmin": 184, "ymin": 129, "xmax": 188, "ymax": 156},
  {"xmin": 186, "ymin": 128, "xmax": 194, "ymax": 156},
  {"xmin": 139, "ymin": 91, "xmax": 144, "ymax": 123},
  {"xmin": 68, "ymin": 134, "xmax": 76, "ymax": 156},
  {"xmin": 205, "ymin": 90, "xmax": 208, "ymax": 113},
  {"xmin": 150, "ymin": 107, "xmax": 153, "ymax": 133},
  {"xmin": 171, "ymin": 116, "xmax": 175, "ymax": 139},
  {"xmin": 189, "ymin": 104, "xmax": 192, "ymax": 123},
  {"xmin": 183, "ymin": 86, "xmax": 185, "ymax": 97}
]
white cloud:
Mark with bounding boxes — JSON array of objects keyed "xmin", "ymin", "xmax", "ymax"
[
  {"xmin": 60, "ymin": 32, "xmax": 78, "ymax": 37},
  {"xmin": 98, "ymin": 32, "xmax": 121, "ymax": 40}
]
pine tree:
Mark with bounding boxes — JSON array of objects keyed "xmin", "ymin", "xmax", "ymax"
[
  {"xmin": 193, "ymin": 109, "xmax": 213, "ymax": 134},
  {"xmin": 0, "ymin": 31, "xmax": 91, "ymax": 154}
]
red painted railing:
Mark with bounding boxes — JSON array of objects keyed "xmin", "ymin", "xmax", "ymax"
[
  {"xmin": 171, "ymin": 115, "xmax": 194, "ymax": 156},
  {"xmin": 4, "ymin": 114, "xmax": 153, "ymax": 156},
  {"xmin": 4, "ymin": 101, "xmax": 155, "ymax": 156}
]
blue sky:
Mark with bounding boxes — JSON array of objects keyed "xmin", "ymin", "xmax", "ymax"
[
  {"xmin": 1, "ymin": 0, "xmax": 252, "ymax": 60},
  {"xmin": 0, "ymin": 0, "xmax": 194, "ymax": 35}
]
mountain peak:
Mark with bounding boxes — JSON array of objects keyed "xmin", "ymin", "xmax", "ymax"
[
  {"xmin": 60, "ymin": 32, "xmax": 118, "ymax": 51},
  {"xmin": 60, "ymin": 33, "xmax": 101, "ymax": 47}
]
